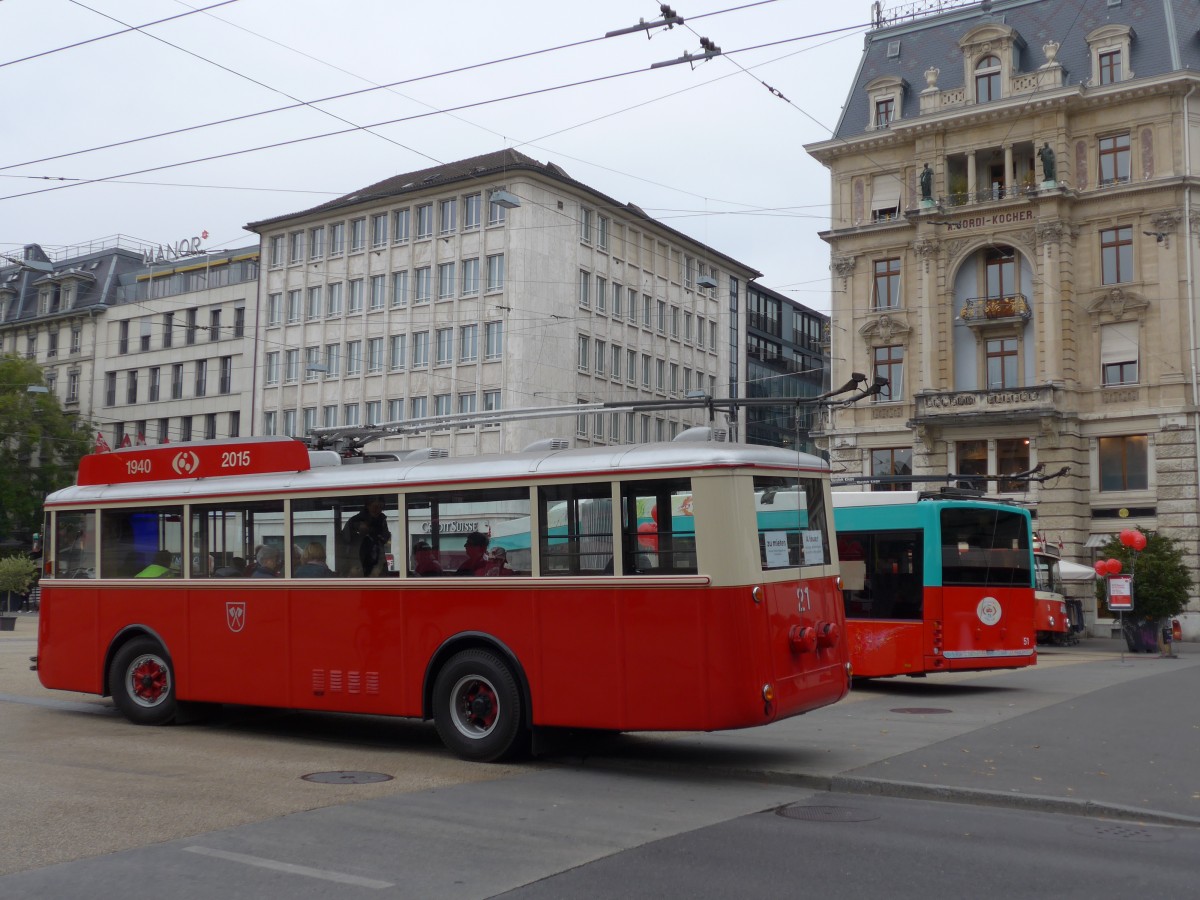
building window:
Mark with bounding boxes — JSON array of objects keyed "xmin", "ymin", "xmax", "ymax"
[
  {"xmin": 229, "ymin": 410, "xmax": 240, "ymax": 438},
  {"xmin": 330, "ymin": 222, "xmax": 345, "ymax": 256},
  {"xmin": 148, "ymin": 367, "xmax": 160, "ymax": 402},
  {"xmin": 324, "ymin": 343, "xmax": 340, "ymax": 377},
  {"xmin": 289, "ymin": 231, "xmax": 304, "ymax": 263},
  {"xmin": 346, "ymin": 340, "xmax": 362, "ymax": 375},
  {"xmin": 413, "ymin": 331, "xmax": 429, "ymax": 368},
  {"xmin": 411, "ymin": 396, "xmax": 427, "ymax": 419},
  {"xmin": 117, "ymin": 320, "xmax": 129, "ymax": 355},
  {"xmin": 1100, "ymin": 226, "xmax": 1133, "ymax": 285},
  {"xmin": 219, "ymin": 356, "xmax": 232, "ymax": 393},
  {"xmin": 595, "ymin": 339, "xmax": 606, "ymax": 376},
  {"xmin": 344, "ymin": 403, "xmax": 360, "ymax": 426},
  {"xmin": 1101, "ymin": 322, "xmax": 1139, "ymax": 385},
  {"xmin": 985, "ymin": 247, "xmax": 1016, "ymax": 298},
  {"xmin": 204, "ymin": 413, "xmax": 217, "ymax": 441},
  {"xmin": 985, "ymin": 337, "xmax": 1019, "ymax": 389},
  {"xmin": 578, "ymin": 270, "xmax": 590, "ymax": 308},
  {"xmin": 171, "ymin": 364, "xmax": 183, "ymax": 399},
  {"xmin": 370, "ymin": 274, "xmax": 386, "ymax": 310},
  {"xmin": 873, "ymin": 258, "xmax": 900, "ymax": 309},
  {"xmin": 580, "ymin": 207, "xmax": 594, "ymax": 244},
  {"xmin": 577, "ymin": 335, "xmax": 589, "ymax": 370},
  {"xmin": 269, "ymin": 235, "xmax": 285, "ymax": 267},
  {"xmin": 1099, "ymin": 435, "xmax": 1148, "ymax": 491},
  {"xmin": 1098, "ymin": 133, "xmax": 1131, "ymax": 185},
  {"xmin": 282, "ymin": 351, "xmax": 297, "ymax": 384},
  {"xmin": 439, "ymin": 199, "xmax": 457, "ymax": 234},
  {"xmin": 388, "ymin": 399, "xmax": 404, "ymax": 421},
  {"xmin": 368, "ymin": 337, "xmax": 384, "ymax": 372},
  {"xmin": 350, "ymin": 217, "xmax": 366, "ymax": 252},
  {"xmin": 392, "ymin": 271, "xmax": 409, "ymax": 307},
  {"xmin": 309, "ymin": 225, "xmax": 325, "ymax": 259},
  {"xmin": 371, "ymin": 213, "xmax": 388, "ymax": 247},
  {"xmin": 975, "ymin": 55, "xmax": 1000, "ymax": 102},
  {"xmin": 870, "ymin": 173, "xmax": 901, "ymax": 222},
  {"xmin": 416, "ymin": 204, "xmax": 433, "ymax": 238},
  {"xmin": 1099, "ymin": 49, "xmax": 1121, "ymax": 85},
  {"xmin": 307, "ymin": 285, "xmax": 322, "ymax": 319},
  {"xmin": 461, "ymin": 258, "xmax": 479, "ymax": 296},
  {"xmin": 323, "ymin": 405, "xmax": 337, "ymax": 428},
  {"xmin": 390, "ymin": 334, "xmax": 406, "ymax": 370},
  {"xmin": 488, "ymin": 195, "xmax": 507, "ymax": 226},
  {"xmin": 596, "ymin": 277, "xmax": 607, "ymax": 313},
  {"xmin": 485, "ymin": 321, "xmax": 503, "ymax": 359},
  {"xmin": 415, "ymin": 267, "xmax": 432, "ymax": 303},
  {"xmin": 393, "ymin": 208, "xmax": 410, "ymax": 242},
  {"xmin": 435, "ymin": 328, "xmax": 453, "ymax": 366},
  {"xmin": 434, "ymin": 394, "xmax": 452, "ymax": 418},
  {"xmin": 126, "ymin": 370, "xmax": 138, "ymax": 404},
  {"xmin": 209, "ymin": 309, "xmax": 221, "ymax": 342},
  {"xmin": 483, "ymin": 389, "xmax": 501, "ymax": 411},
  {"xmin": 348, "ymin": 279, "xmax": 364, "ymax": 314},
  {"xmin": 872, "ymin": 345, "xmax": 903, "ymax": 401},
  {"xmin": 463, "ymin": 193, "xmax": 481, "ymax": 230},
  {"xmin": 486, "ymin": 254, "xmax": 505, "ymax": 292},
  {"xmin": 997, "ymin": 438, "xmax": 1031, "ymax": 493},
  {"xmin": 305, "ymin": 346, "xmax": 321, "ymax": 380},
  {"xmin": 71, "ymin": 325, "xmax": 82, "ymax": 354},
  {"xmin": 875, "ymin": 97, "xmax": 894, "ymax": 128},
  {"xmin": 180, "ymin": 417, "xmax": 193, "ymax": 442},
  {"xmin": 460, "ymin": 324, "xmax": 478, "ymax": 362},
  {"xmin": 327, "ymin": 282, "xmax": 343, "ymax": 316},
  {"xmin": 365, "ymin": 400, "xmax": 382, "ymax": 425},
  {"xmin": 438, "ymin": 262, "xmax": 456, "ymax": 299},
  {"xmin": 871, "ymin": 447, "xmax": 912, "ymax": 491},
  {"xmin": 598, "ymin": 215, "xmax": 609, "ymax": 250}
]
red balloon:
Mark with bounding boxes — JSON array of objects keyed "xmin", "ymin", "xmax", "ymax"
[
  {"xmin": 1106, "ymin": 558, "xmax": 1123, "ymax": 575},
  {"xmin": 637, "ymin": 521, "xmax": 658, "ymax": 552},
  {"xmin": 1093, "ymin": 561, "xmax": 1108, "ymax": 576},
  {"xmin": 1132, "ymin": 532, "xmax": 1147, "ymax": 551},
  {"xmin": 1119, "ymin": 529, "xmax": 1137, "ymax": 548},
  {"xmin": 650, "ymin": 504, "xmax": 658, "ymax": 524}
]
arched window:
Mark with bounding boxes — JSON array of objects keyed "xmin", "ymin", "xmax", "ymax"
[
  {"xmin": 975, "ymin": 55, "xmax": 1001, "ymax": 102},
  {"xmin": 985, "ymin": 247, "xmax": 1016, "ymax": 299}
]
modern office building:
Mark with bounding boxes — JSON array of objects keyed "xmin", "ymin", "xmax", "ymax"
[
  {"xmin": 245, "ymin": 150, "xmax": 760, "ymax": 455},
  {"xmin": 806, "ymin": 0, "xmax": 1200, "ymax": 628}
]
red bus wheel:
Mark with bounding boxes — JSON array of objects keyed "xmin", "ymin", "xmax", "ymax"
[
  {"xmin": 109, "ymin": 637, "xmax": 177, "ymax": 726},
  {"xmin": 433, "ymin": 649, "xmax": 525, "ymax": 762}
]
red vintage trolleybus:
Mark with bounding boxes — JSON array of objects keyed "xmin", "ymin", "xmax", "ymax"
[{"xmin": 35, "ymin": 435, "xmax": 850, "ymax": 761}]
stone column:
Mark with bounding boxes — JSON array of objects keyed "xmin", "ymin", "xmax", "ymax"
[
  {"xmin": 1036, "ymin": 221, "xmax": 1066, "ymax": 383},
  {"xmin": 966, "ymin": 151, "xmax": 977, "ymax": 203},
  {"xmin": 1004, "ymin": 145, "xmax": 1015, "ymax": 197}
]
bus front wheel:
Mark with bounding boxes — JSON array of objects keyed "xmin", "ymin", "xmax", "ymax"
[
  {"xmin": 433, "ymin": 649, "xmax": 525, "ymax": 762},
  {"xmin": 109, "ymin": 637, "xmax": 177, "ymax": 726}
]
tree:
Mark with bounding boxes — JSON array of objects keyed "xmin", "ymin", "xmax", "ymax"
[
  {"xmin": 1095, "ymin": 528, "xmax": 1192, "ymax": 650},
  {"xmin": 0, "ymin": 355, "xmax": 92, "ymax": 544},
  {"xmin": 0, "ymin": 554, "xmax": 37, "ymax": 613}
]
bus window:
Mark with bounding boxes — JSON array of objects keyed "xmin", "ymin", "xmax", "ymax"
[
  {"xmin": 839, "ymin": 530, "xmax": 923, "ymax": 620},
  {"xmin": 291, "ymin": 494, "xmax": 397, "ymax": 577},
  {"xmin": 754, "ymin": 476, "xmax": 832, "ymax": 569},
  {"xmin": 619, "ymin": 478, "xmax": 696, "ymax": 574},
  {"xmin": 191, "ymin": 499, "xmax": 284, "ymax": 578},
  {"xmin": 940, "ymin": 507, "xmax": 1031, "ymax": 586},
  {"xmin": 407, "ymin": 486, "xmax": 531, "ymax": 576},
  {"xmin": 99, "ymin": 506, "xmax": 184, "ymax": 578},
  {"xmin": 538, "ymin": 483, "xmax": 614, "ymax": 576},
  {"xmin": 55, "ymin": 511, "xmax": 96, "ymax": 579}
]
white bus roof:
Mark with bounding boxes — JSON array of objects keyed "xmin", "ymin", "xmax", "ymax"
[{"xmin": 47, "ymin": 439, "xmax": 830, "ymax": 507}]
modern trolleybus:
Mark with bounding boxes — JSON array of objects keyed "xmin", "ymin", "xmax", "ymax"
[
  {"xmin": 831, "ymin": 491, "xmax": 1037, "ymax": 678},
  {"xmin": 1033, "ymin": 538, "xmax": 1075, "ymax": 645},
  {"xmin": 34, "ymin": 435, "xmax": 851, "ymax": 761}
]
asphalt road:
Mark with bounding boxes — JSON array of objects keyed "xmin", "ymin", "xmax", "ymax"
[{"xmin": 3, "ymin": 615, "xmax": 1198, "ymax": 898}]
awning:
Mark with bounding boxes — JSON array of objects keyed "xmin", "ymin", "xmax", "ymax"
[
  {"xmin": 1084, "ymin": 533, "xmax": 1115, "ymax": 548},
  {"xmin": 1060, "ymin": 559, "xmax": 1098, "ymax": 583}
]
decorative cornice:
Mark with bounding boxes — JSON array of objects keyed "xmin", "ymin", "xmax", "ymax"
[
  {"xmin": 1086, "ymin": 286, "xmax": 1149, "ymax": 321},
  {"xmin": 859, "ymin": 313, "xmax": 911, "ymax": 344},
  {"xmin": 830, "ymin": 255, "xmax": 858, "ymax": 278}
]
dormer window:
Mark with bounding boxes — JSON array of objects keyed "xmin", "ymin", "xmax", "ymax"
[
  {"xmin": 875, "ymin": 98, "xmax": 895, "ymax": 128},
  {"xmin": 1087, "ymin": 25, "xmax": 1134, "ymax": 86},
  {"xmin": 865, "ymin": 76, "xmax": 906, "ymax": 131},
  {"xmin": 975, "ymin": 55, "xmax": 1001, "ymax": 102}
]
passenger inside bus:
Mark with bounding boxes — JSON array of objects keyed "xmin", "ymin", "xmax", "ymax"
[
  {"xmin": 135, "ymin": 550, "xmax": 175, "ymax": 578},
  {"xmin": 251, "ymin": 545, "xmax": 283, "ymax": 578},
  {"xmin": 342, "ymin": 497, "xmax": 391, "ymax": 577},
  {"xmin": 212, "ymin": 554, "xmax": 245, "ymax": 577},
  {"xmin": 294, "ymin": 542, "xmax": 336, "ymax": 578},
  {"xmin": 412, "ymin": 541, "xmax": 443, "ymax": 576},
  {"xmin": 455, "ymin": 532, "xmax": 492, "ymax": 576}
]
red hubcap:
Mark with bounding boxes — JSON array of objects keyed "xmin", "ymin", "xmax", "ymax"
[
  {"xmin": 462, "ymin": 682, "xmax": 497, "ymax": 730},
  {"xmin": 129, "ymin": 657, "xmax": 168, "ymax": 705}
]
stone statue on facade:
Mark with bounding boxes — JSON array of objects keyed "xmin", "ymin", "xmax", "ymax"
[
  {"xmin": 1038, "ymin": 142, "xmax": 1057, "ymax": 183},
  {"xmin": 919, "ymin": 163, "xmax": 933, "ymax": 201}
]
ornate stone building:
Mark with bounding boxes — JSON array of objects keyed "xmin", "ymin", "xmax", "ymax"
[{"xmin": 806, "ymin": 0, "xmax": 1200, "ymax": 630}]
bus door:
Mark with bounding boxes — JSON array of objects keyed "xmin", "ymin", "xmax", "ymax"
[
  {"xmin": 838, "ymin": 530, "xmax": 927, "ymax": 677},
  {"xmin": 938, "ymin": 509, "xmax": 1035, "ymax": 668}
]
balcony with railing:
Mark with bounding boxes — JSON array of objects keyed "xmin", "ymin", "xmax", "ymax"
[
  {"xmin": 959, "ymin": 293, "xmax": 1031, "ymax": 327},
  {"xmin": 943, "ymin": 142, "xmax": 1038, "ymax": 208}
]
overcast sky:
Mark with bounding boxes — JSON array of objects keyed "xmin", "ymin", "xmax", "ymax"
[{"xmin": 1, "ymin": 0, "xmax": 876, "ymax": 314}]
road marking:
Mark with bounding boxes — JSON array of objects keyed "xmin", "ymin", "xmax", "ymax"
[{"xmin": 183, "ymin": 846, "xmax": 394, "ymax": 889}]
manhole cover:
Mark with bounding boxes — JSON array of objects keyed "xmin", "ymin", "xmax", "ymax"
[
  {"xmin": 1068, "ymin": 822, "xmax": 1175, "ymax": 843},
  {"xmin": 775, "ymin": 804, "xmax": 879, "ymax": 823},
  {"xmin": 301, "ymin": 771, "xmax": 393, "ymax": 785},
  {"xmin": 890, "ymin": 707, "xmax": 953, "ymax": 714}
]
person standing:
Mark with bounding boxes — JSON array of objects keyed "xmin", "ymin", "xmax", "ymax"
[{"xmin": 343, "ymin": 497, "xmax": 391, "ymax": 576}]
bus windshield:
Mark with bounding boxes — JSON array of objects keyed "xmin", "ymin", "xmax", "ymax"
[{"xmin": 940, "ymin": 507, "xmax": 1031, "ymax": 586}]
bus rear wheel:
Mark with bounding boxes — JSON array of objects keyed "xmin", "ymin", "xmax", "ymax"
[
  {"xmin": 109, "ymin": 637, "xmax": 177, "ymax": 726},
  {"xmin": 433, "ymin": 649, "xmax": 525, "ymax": 762}
]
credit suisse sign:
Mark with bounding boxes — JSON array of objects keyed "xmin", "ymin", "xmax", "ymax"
[{"xmin": 77, "ymin": 438, "xmax": 311, "ymax": 486}]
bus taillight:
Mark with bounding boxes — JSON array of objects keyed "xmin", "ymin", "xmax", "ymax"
[
  {"xmin": 789, "ymin": 625, "xmax": 817, "ymax": 653},
  {"xmin": 816, "ymin": 621, "xmax": 840, "ymax": 649}
]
